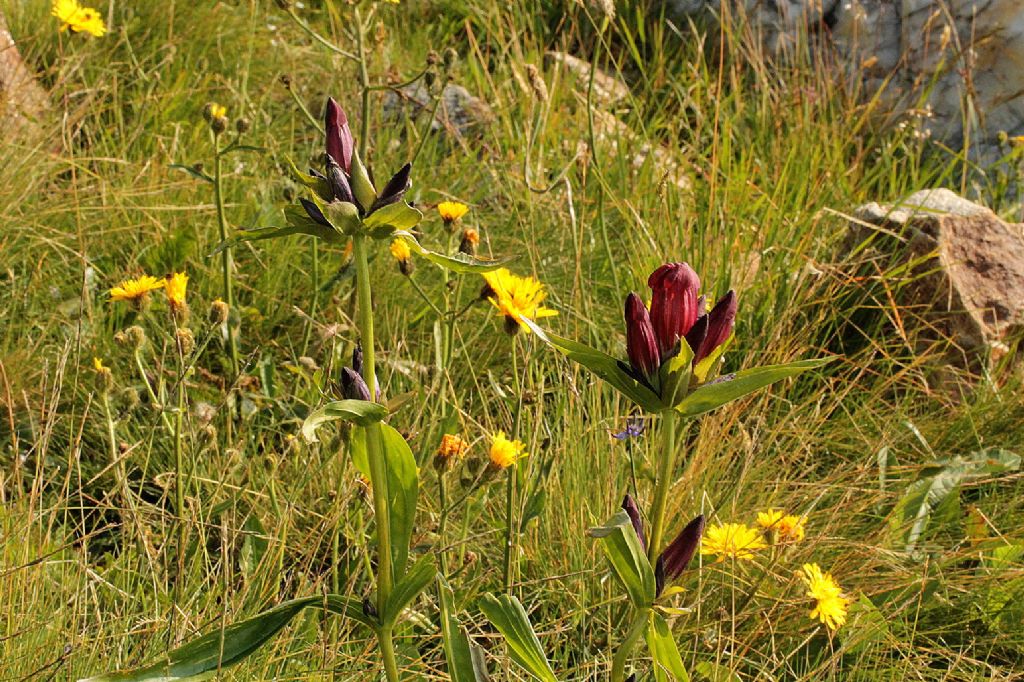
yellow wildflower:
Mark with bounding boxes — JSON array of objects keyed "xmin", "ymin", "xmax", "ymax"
[
  {"xmin": 209, "ymin": 103, "xmax": 227, "ymax": 120},
  {"xmin": 438, "ymin": 201, "xmax": 469, "ymax": 224},
  {"xmin": 52, "ymin": 0, "xmax": 107, "ymax": 37},
  {"xmin": 165, "ymin": 272, "xmax": 188, "ymax": 310},
  {"xmin": 390, "ymin": 238, "xmax": 412, "ymax": 263},
  {"xmin": 700, "ymin": 522, "xmax": 767, "ymax": 561},
  {"xmin": 489, "ymin": 431, "xmax": 525, "ymax": 470},
  {"xmin": 93, "ymin": 357, "xmax": 107, "ymax": 372},
  {"xmin": 109, "ymin": 275, "xmax": 165, "ymax": 304},
  {"xmin": 481, "ymin": 268, "xmax": 557, "ymax": 334},
  {"xmin": 799, "ymin": 563, "xmax": 850, "ymax": 631},
  {"xmin": 756, "ymin": 509, "xmax": 807, "ymax": 542}
]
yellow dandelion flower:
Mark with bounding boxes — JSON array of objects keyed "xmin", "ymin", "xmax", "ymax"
[
  {"xmin": 700, "ymin": 522, "xmax": 768, "ymax": 561},
  {"xmin": 438, "ymin": 201, "xmax": 469, "ymax": 224},
  {"xmin": 437, "ymin": 434, "xmax": 470, "ymax": 461},
  {"xmin": 799, "ymin": 563, "xmax": 850, "ymax": 631},
  {"xmin": 109, "ymin": 275, "xmax": 165, "ymax": 304},
  {"xmin": 481, "ymin": 268, "xmax": 557, "ymax": 334},
  {"xmin": 489, "ymin": 431, "xmax": 525, "ymax": 470},
  {"xmin": 93, "ymin": 357, "xmax": 107, "ymax": 372},
  {"xmin": 165, "ymin": 272, "xmax": 189, "ymax": 310},
  {"xmin": 756, "ymin": 509, "xmax": 807, "ymax": 542},
  {"xmin": 53, "ymin": 0, "xmax": 107, "ymax": 36},
  {"xmin": 390, "ymin": 238, "xmax": 412, "ymax": 263},
  {"xmin": 209, "ymin": 103, "xmax": 227, "ymax": 120}
]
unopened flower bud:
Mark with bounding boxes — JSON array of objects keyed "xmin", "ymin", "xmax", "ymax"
[
  {"xmin": 124, "ymin": 325, "xmax": 147, "ymax": 350},
  {"xmin": 340, "ymin": 367, "xmax": 372, "ymax": 402},
  {"xmin": 208, "ymin": 299, "xmax": 230, "ymax": 326},
  {"xmin": 93, "ymin": 357, "xmax": 114, "ymax": 394},
  {"xmin": 442, "ymin": 47, "xmax": 458, "ymax": 71},
  {"xmin": 352, "ymin": 343, "xmax": 363, "ymax": 376},
  {"xmin": 175, "ymin": 328, "xmax": 196, "ymax": 356},
  {"xmin": 434, "ymin": 433, "xmax": 469, "ymax": 472},
  {"xmin": 459, "ymin": 228, "xmax": 480, "ymax": 255},
  {"xmin": 211, "ymin": 116, "xmax": 229, "ymax": 135},
  {"xmin": 621, "ymin": 494, "xmax": 646, "ymax": 551},
  {"xmin": 655, "ymin": 514, "xmax": 705, "ymax": 596},
  {"xmin": 624, "ymin": 293, "xmax": 660, "ymax": 380},
  {"xmin": 424, "ymin": 70, "xmax": 437, "ymax": 88},
  {"xmin": 426, "ymin": 50, "xmax": 441, "ymax": 66},
  {"xmin": 525, "ymin": 64, "xmax": 548, "ymax": 103},
  {"xmin": 235, "ymin": 117, "xmax": 251, "ymax": 134}
]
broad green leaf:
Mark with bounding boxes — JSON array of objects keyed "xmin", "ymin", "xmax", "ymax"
[
  {"xmin": 393, "ymin": 231, "xmax": 514, "ymax": 273},
  {"xmin": 890, "ymin": 448, "xmax": 1020, "ymax": 553},
  {"xmin": 521, "ymin": 318, "xmax": 664, "ymax": 412},
  {"xmin": 323, "ymin": 200, "xmax": 362, "ymax": 235},
  {"xmin": 675, "ymin": 358, "xmax": 833, "ymax": 417},
  {"xmin": 478, "ymin": 594, "xmax": 557, "ymax": 682},
  {"xmin": 169, "ymin": 163, "xmax": 214, "ymax": 184},
  {"xmin": 589, "ymin": 510, "xmax": 657, "ymax": 608},
  {"xmin": 79, "ymin": 595, "xmax": 369, "ymax": 681},
  {"xmin": 377, "ymin": 423, "xmax": 419, "ymax": 579},
  {"xmin": 646, "ymin": 611, "xmax": 690, "ymax": 682},
  {"xmin": 287, "ymin": 157, "xmax": 331, "ymax": 200},
  {"xmin": 301, "ymin": 399, "xmax": 388, "ymax": 443},
  {"xmin": 843, "ymin": 595, "xmax": 892, "ymax": 657},
  {"xmin": 694, "ymin": 662, "xmax": 742, "ymax": 682},
  {"xmin": 363, "ymin": 202, "xmax": 423, "ymax": 236},
  {"xmin": 210, "ymin": 222, "xmax": 335, "ymax": 256},
  {"xmin": 439, "ymin": 575, "xmax": 489, "ymax": 682},
  {"xmin": 382, "ymin": 555, "xmax": 435, "ymax": 625},
  {"xmin": 659, "ymin": 342, "xmax": 694, "ymax": 409},
  {"xmin": 350, "ymin": 150, "xmax": 377, "ymax": 209}
]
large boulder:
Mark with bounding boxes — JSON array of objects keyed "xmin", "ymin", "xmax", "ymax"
[{"xmin": 851, "ymin": 188, "xmax": 1024, "ymax": 367}]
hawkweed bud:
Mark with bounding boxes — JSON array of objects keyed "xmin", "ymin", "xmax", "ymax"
[
  {"xmin": 390, "ymin": 239, "xmax": 414, "ymax": 276},
  {"xmin": 120, "ymin": 387, "xmax": 141, "ymax": 411},
  {"xmin": 93, "ymin": 358, "xmax": 114, "ymax": 394},
  {"xmin": 442, "ymin": 47, "xmax": 458, "ymax": 71},
  {"xmin": 175, "ymin": 328, "xmax": 196, "ymax": 357},
  {"xmin": 426, "ymin": 50, "xmax": 441, "ymax": 66},
  {"xmin": 235, "ymin": 117, "xmax": 251, "ymax": 134},
  {"xmin": 434, "ymin": 434, "xmax": 469, "ymax": 472},
  {"xmin": 211, "ymin": 116, "xmax": 229, "ymax": 135},
  {"xmin": 459, "ymin": 228, "xmax": 480, "ymax": 255},
  {"xmin": 340, "ymin": 367, "xmax": 372, "ymax": 402},
  {"xmin": 424, "ymin": 70, "xmax": 437, "ymax": 88},
  {"xmin": 525, "ymin": 63, "xmax": 548, "ymax": 103},
  {"xmin": 113, "ymin": 330, "xmax": 128, "ymax": 347},
  {"xmin": 202, "ymin": 102, "xmax": 216, "ymax": 123},
  {"xmin": 208, "ymin": 299, "xmax": 230, "ymax": 326},
  {"xmin": 124, "ymin": 325, "xmax": 147, "ymax": 350}
]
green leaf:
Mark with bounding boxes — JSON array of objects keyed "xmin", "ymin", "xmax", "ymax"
[
  {"xmin": 377, "ymin": 423, "xmax": 419, "ymax": 579},
  {"xmin": 589, "ymin": 510, "xmax": 657, "ymax": 608},
  {"xmin": 169, "ymin": 163, "xmax": 214, "ymax": 184},
  {"xmin": 287, "ymin": 157, "xmax": 332, "ymax": 200},
  {"xmin": 478, "ymin": 594, "xmax": 557, "ymax": 682},
  {"xmin": 675, "ymin": 357, "xmax": 833, "ymax": 417},
  {"xmin": 439, "ymin": 575, "xmax": 489, "ymax": 682},
  {"xmin": 393, "ymin": 232, "xmax": 514, "ymax": 273},
  {"xmin": 842, "ymin": 595, "xmax": 892, "ymax": 657},
  {"xmin": 350, "ymin": 150, "xmax": 377, "ymax": 209},
  {"xmin": 301, "ymin": 399, "xmax": 388, "ymax": 443},
  {"xmin": 890, "ymin": 448, "xmax": 1020, "ymax": 553},
  {"xmin": 694, "ymin": 662, "xmax": 742, "ymax": 682},
  {"xmin": 363, "ymin": 203, "xmax": 423, "ymax": 237},
  {"xmin": 79, "ymin": 595, "xmax": 369, "ymax": 681},
  {"xmin": 521, "ymin": 318, "xmax": 664, "ymax": 412},
  {"xmin": 659, "ymin": 342, "xmax": 694, "ymax": 409},
  {"xmin": 646, "ymin": 611, "xmax": 690, "ymax": 681},
  {"xmin": 383, "ymin": 555, "xmax": 435, "ymax": 625}
]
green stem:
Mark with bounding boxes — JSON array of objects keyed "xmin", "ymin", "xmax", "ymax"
[
  {"xmin": 610, "ymin": 608, "xmax": 649, "ymax": 682},
  {"xmin": 214, "ymin": 139, "xmax": 238, "ymax": 445},
  {"xmin": 407, "ymin": 275, "xmax": 444, "ymax": 317},
  {"xmin": 353, "ymin": 234, "xmax": 398, "ymax": 682},
  {"xmin": 647, "ymin": 409, "xmax": 678, "ymax": 564},
  {"xmin": 285, "ymin": 6, "xmax": 358, "ymax": 61},
  {"xmin": 437, "ymin": 472, "xmax": 449, "ymax": 575},
  {"xmin": 502, "ymin": 463, "xmax": 516, "ymax": 592},
  {"xmin": 133, "ymin": 350, "xmax": 172, "ymax": 432}
]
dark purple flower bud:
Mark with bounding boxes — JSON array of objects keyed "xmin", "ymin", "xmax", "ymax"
[
  {"xmin": 624, "ymin": 293, "xmax": 660, "ymax": 379},
  {"xmin": 300, "ymin": 198, "xmax": 330, "ymax": 226},
  {"xmin": 352, "ymin": 342, "xmax": 363, "ymax": 375},
  {"xmin": 683, "ymin": 313, "xmax": 708, "ymax": 359},
  {"xmin": 695, "ymin": 291, "xmax": 736, "ymax": 362},
  {"xmin": 621, "ymin": 494, "xmax": 646, "ymax": 551},
  {"xmin": 648, "ymin": 263, "xmax": 701, "ymax": 357},
  {"xmin": 340, "ymin": 367, "xmax": 372, "ymax": 401},
  {"xmin": 655, "ymin": 554, "xmax": 667, "ymax": 597},
  {"xmin": 325, "ymin": 97, "xmax": 354, "ymax": 173},
  {"xmin": 325, "ymin": 156, "xmax": 354, "ymax": 205},
  {"xmin": 658, "ymin": 514, "xmax": 705, "ymax": 588},
  {"xmin": 370, "ymin": 162, "xmax": 412, "ymax": 212}
]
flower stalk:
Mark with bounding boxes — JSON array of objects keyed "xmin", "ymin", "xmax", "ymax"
[{"xmin": 647, "ymin": 409, "xmax": 678, "ymax": 564}]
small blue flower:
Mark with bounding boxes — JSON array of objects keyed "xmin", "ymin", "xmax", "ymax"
[{"xmin": 612, "ymin": 415, "xmax": 645, "ymax": 440}]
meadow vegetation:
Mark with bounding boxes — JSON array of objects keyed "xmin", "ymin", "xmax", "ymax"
[{"xmin": 1, "ymin": 0, "xmax": 1022, "ymax": 680}]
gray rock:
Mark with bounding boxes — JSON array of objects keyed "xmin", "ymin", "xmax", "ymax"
[
  {"xmin": 545, "ymin": 51, "xmax": 630, "ymax": 106},
  {"xmin": 852, "ymin": 189, "xmax": 1024, "ymax": 365},
  {"xmin": 382, "ymin": 82, "xmax": 493, "ymax": 138}
]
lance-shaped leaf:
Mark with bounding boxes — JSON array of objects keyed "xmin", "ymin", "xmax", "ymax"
[
  {"xmin": 646, "ymin": 610, "xmax": 690, "ymax": 682},
  {"xmin": 478, "ymin": 594, "xmax": 557, "ymax": 682},
  {"xmin": 301, "ymin": 399, "xmax": 388, "ymax": 443},
  {"xmin": 382, "ymin": 554, "xmax": 436, "ymax": 625},
  {"xmin": 521, "ymin": 318, "xmax": 665, "ymax": 412},
  {"xmin": 376, "ymin": 422, "xmax": 419, "ymax": 579},
  {"xmin": 675, "ymin": 357, "xmax": 834, "ymax": 418},
  {"xmin": 286, "ymin": 157, "xmax": 332, "ymax": 201},
  {"xmin": 392, "ymin": 232, "xmax": 515, "ymax": 273},
  {"xmin": 209, "ymin": 211, "xmax": 342, "ymax": 255},
  {"xmin": 439, "ymin": 575, "xmax": 490, "ymax": 682},
  {"xmin": 590, "ymin": 510, "xmax": 658, "ymax": 608},
  {"xmin": 363, "ymin": 202, "xmax": 423, "ymax": 239},
  {"xmin": 79, "ymin": 595, "xmax": 370, "ymax": 682}
]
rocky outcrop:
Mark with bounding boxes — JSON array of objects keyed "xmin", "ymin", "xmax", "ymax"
[
  {"xmin": 851, "ymin": 189, "xmax": 1024, "ymax": 366},
  {"xmin": 382, "ymin": 82, "xmax": 493, "ymax": 138},
  {"xmin": 667, "ymin": 0, "xmax": 1024, "ymax": 165}
]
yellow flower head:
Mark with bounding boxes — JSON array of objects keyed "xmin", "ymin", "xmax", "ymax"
[
  {"xmin": 700, "ymin": 522, "xmax": 768, "ymax": 561},
  {"xmin": 109, "ymin": 275, "xmax": 165, "ymax": 304},
  {"xmin": 481, "ymin": 268, "xmax": 557, "ymax": 334},
  {"xmin": 461, "ymin": 228, "xmax": 480, "ymax": 246},
  {"xmin": 799, "ymin": 563, "xmax": 850, "ymax": 631},
  {"xmin": 438, "ymin": 201, "xmax": 469, "ymax": 223},
  {"xmin": 437, "ymin": 434, "xmax": 470, "ymax": 462},
  {"xmin": 489, "ymin": 431, "xmax": 525, "ymax": 470},
  {"xmin": 756, "ymin": 509, "xmax": 807, "ymax": 542},
  {"xmin": 165, "ymin": 272, "xmax": 188, "ymax": 310},
  {"xmin": 390, "ymin": 238, "xmax": 412, "ymax": 263},
  {"xmin": 93, "ymin": 357, "xmax": 107, "ymax": 372},
  {"xmin": 209, "ymin": 103, "xmax": 227, "ymax": 120},
  {"xmin": 53, "ymin": 0, "xmax": 107, "ymax": 36}
]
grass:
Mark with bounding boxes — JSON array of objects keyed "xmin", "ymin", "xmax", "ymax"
[{"xmin": 2, "ymin": 0, "xmax": 1023, "ymax": 680}]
